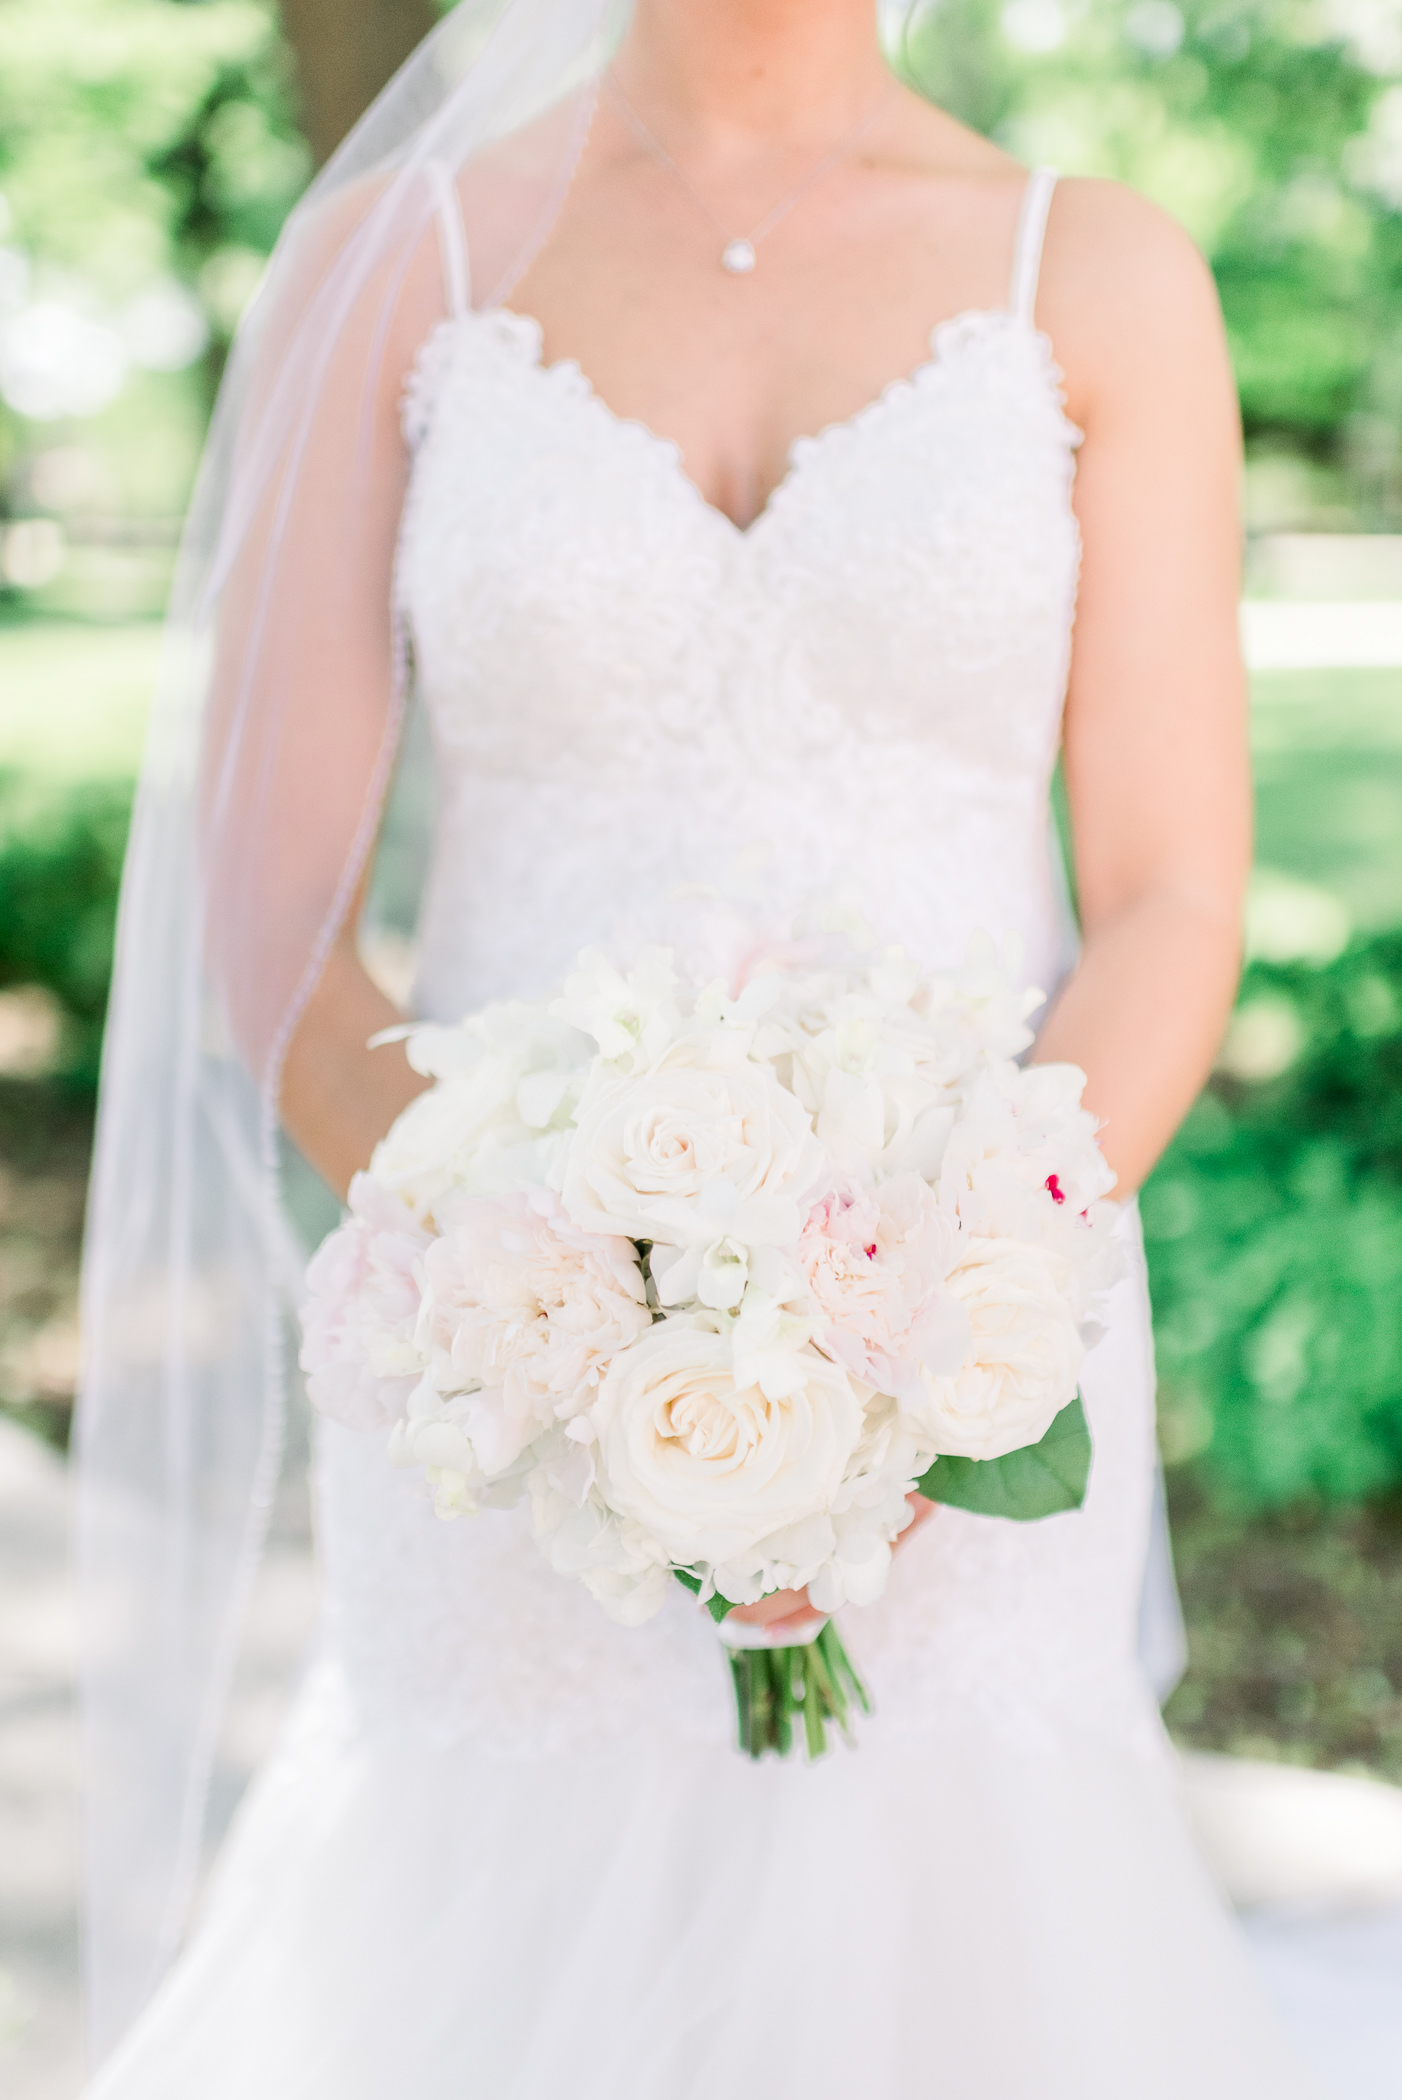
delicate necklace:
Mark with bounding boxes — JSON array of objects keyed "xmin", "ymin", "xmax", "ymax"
[{"xmin": 604, "ymin": 72, "xmax": 893, "ymax": 276}]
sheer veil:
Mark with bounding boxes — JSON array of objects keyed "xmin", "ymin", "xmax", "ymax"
[{"xmin": 75, "ymin": 0, "xmax": 637, "ymax": 2060}]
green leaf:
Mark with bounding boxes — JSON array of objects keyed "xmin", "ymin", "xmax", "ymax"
[
  {"xmin": 672, "ymin": 1566, "xmax": 734, "ymax": 1623},
  {"xmin": 916, "ymin": 1396, "xmax": 1092, "ymax": 1521}
]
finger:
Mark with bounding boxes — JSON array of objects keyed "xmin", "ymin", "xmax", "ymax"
[
  {"xmin": 763, "ymin": 1607, "xmax": 827, "ymax": 1639},
  {"xmin": 726, "ymin": 1585, "xmax": 808, "ymax": 1627}
]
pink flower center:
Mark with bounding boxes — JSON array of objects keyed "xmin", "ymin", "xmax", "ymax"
[
  {"xmin": 864, "ymin": 1243, "xmax": 878, "ymax": 1260},
  {"xmin": 1045, "ymin": 1173, "xmax": 1066, "ymax": 1206}
]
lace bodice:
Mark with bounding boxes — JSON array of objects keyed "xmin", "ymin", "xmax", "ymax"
[
  {"xmin": 397, "ymin": 262, "xmax": 1083, "ymax": 1022},
  {"xmin": 314, "ymin": 170, "xmax": 1162, "ymax": 1764}
]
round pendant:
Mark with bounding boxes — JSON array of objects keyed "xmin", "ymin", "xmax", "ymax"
[{"xmin": 720, "ymin": 238, "xmax": 757, "ymax": 275}]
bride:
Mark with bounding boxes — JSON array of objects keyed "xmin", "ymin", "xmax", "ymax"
[{"xmin": 77, "ymin": 0, "xmax": 1333, "ymax": 2093}]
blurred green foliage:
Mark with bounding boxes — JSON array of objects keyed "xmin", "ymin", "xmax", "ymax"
[
  {"xmin": 1145, "ymin": 931, "xmax": 1402, "ymax": 1507},
  {"xmin": 0, "ymin": 0, "xmax": 1399, "ymax": 529},
  {"xmin": 0, "ymin": 0, "xmax": 310, "ymax": 604},
  {"xmin": 901, "ymin": 0, "xmax": 1402, "ymax": 507},
  {"xmin": 0, "ymin": 0, "xmax": 307, "ymax": 341},
  {"xmin": 0, "ymin": 775, "xmax": 129, "ymax": 1086}
]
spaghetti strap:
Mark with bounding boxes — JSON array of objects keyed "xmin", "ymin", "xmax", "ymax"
[
  {"xmin": 424, "ymin": 158, "xmax": 471, "ymax": 318},
  {"xmin": 1009, "ymin": 166, "xmax": 1058, "ymax": 328}
]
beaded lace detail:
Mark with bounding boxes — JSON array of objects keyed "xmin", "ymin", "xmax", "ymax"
[{"xmin": 312, "ymin": 294, "xmax": 1162, "ymax": 1762}]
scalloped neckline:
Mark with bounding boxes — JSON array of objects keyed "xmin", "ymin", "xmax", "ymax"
[{"xmin": 467, "ymin": 302, "xmax": 1072, "ymax": 540}]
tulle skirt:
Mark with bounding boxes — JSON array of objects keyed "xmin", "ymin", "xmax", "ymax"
[
  {"xmin": 88, "ymin": 1651, "xmax": 1329, "ymax": 2100},
  {"xmin": 87, "ymin": 1215, "xmax": 1333, "ymax": 2097}
]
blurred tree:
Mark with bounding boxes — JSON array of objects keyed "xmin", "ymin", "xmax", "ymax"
[
  {"xmin": 2, "ymin": 0, "xmax": 1402, "ymax": 515},
  {"xmin": 277, "ymin": 0, "xmax": 440, "ymax": 165},
  {"xmin": 0, "ymin": 0, "xmax": 310, "ymax": 397},
  {"xmin": 900, "ymin": 0, "xmax": 1402, "ymax": 517},
  {"xmin": 0, "ymin": 0, "xmax": 312, "ymax": 553},
  {"xmin": 0, "ymin": 775, "xmax": 130, "ymax": 1086}
]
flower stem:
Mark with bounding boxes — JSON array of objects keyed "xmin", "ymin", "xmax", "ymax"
[{"xmin": 727, "ymin": 1622, "xmax": 870, "ymax": 1761}]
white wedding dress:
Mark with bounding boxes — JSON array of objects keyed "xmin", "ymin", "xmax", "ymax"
[{"xmin": 89, "ymin": 171, "xmax": 1330, "ymax": 2098}]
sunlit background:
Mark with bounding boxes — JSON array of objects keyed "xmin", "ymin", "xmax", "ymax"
[{"xmin": 4, "ymin": 0, "xmax": 1402, "ymax": 2090}]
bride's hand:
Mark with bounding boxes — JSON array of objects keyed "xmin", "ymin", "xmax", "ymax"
[{"xmin": 724, "ymin": 1491, "xmax": 937, "ymax": 1636}]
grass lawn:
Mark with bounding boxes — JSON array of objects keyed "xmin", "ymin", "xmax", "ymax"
[
  {"xmin": 0, "ymin": 620, "xmax": 160, "ymax": 782},
  {"xmin": 1253, "ymin": 668, "xmax": 1402, "ymax": 936}
]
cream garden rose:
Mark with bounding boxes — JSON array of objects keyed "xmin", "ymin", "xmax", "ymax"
[
  {"xmin": 556, "ymin": 1038, "xmax": 822, "ymax": 1252},
  {"xmin": 588, "ymin": 1314, "xmax": 865, "ymax": 1594}
]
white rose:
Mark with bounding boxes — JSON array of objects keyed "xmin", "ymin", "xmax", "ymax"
[
  {"xmin": 370, "ymin": 1068, "xmax": 513, "ymax": 1215},
  {"xmin": 589, "ymin": 1314, "xmax": 864, "ymax": 1593},
  {"xmin": 556, "ymin": 1039, "xmax": 822, "ymax": 1252},
  {"xmin": 418, "ymin": 1189, "xmax": 650, "ymax": 1424},
  {"xmin": 903, "ymin": 1238, "xmax": 1085, "ymax": 1461}
]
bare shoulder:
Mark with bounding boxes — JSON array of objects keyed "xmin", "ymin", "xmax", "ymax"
[
  {"xmin": 1037, "ymin": 177, "xmax": 1232, "ymax": 427},
  {"xmin": 1044, "ymin": 177, "xmax": 1221, "ymax": 324},
  {"xmin": 888, "ymin": 81, "xmax": 1019, "ymax": 175},
  {"xmin": 278, "ymin": 165, "xmax": 461, "ymax": 383}
]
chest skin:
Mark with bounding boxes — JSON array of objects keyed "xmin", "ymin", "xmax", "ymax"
[{"xmin": 508, "ymin": 136, "xmax": 1034, "ymax": 530}]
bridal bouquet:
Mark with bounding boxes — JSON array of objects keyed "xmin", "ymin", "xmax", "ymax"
[{"xmin": 300, "ymin": 911, "xmax": 1123, "ymax": 1759}]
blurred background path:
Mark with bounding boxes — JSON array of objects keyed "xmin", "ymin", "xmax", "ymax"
[{"xmin": 0, "ymin": 1418, "xmax": 320, "ymax": 2098}]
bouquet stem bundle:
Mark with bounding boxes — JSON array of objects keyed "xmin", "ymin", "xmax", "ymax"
[{"xmin": 728, "ymin": 1622, "xmax": 871, "ymax": 1761}]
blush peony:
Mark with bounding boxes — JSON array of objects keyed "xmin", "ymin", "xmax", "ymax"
[
  {"xmin": 799, "ymin": 1174, "xmax": 971, "ymax": 1405},
  {"xmin": 418, "ymin": 1188, "xmax": 650, "ymax": 1424},
  {"xmin": 300, "ymin": 1174, "xmax": 431, "ymax": 1429}
]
